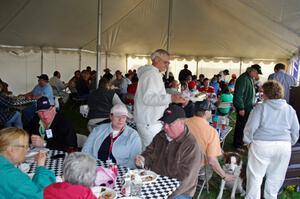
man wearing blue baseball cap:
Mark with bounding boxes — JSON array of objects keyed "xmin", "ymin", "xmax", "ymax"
[{"xmin": 27, "ymin": 96, "xmax": 77, "ymax": 152}]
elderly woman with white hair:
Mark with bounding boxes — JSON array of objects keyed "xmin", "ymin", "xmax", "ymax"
[
  {"xmin": 44, "ymin": 152, "xmax": 97, "ymax": 199},
  {"xmin": 82, "ymin": 103, "xmax": 142, "ymax": 168},
  {"xmin": 0, "ymin": 127, "xmax": 55, "ymax": 199}
]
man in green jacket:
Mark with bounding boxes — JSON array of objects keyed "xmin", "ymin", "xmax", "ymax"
[{"xmin": 233, "ymin": 64, "xmax": 262, "ymax": 149}]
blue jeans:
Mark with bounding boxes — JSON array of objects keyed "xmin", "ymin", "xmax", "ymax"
[
  {"xmin": 172, "ymin": 195, "xmax": 192, "ymax": 199},
  {"xmin": 5, "ymin": 111, "xmax": 23, "ymax": 128},
  {"xmin": 22, "ymin": 102, "xmax": 37, "ymax": 122}
]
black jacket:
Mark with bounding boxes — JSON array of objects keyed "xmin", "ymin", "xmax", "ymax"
[
  {"xmin": 87, "ymin": 88, "xmax": 115, "ymax": 119},
  {"xmin": 27, "ymin": 113, "xmax": 77, "ymax": 151}
]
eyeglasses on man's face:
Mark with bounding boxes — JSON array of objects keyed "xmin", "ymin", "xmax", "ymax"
[{"xmin": 158, "ymin": 57, "xmax": 170, "ymax": 65}]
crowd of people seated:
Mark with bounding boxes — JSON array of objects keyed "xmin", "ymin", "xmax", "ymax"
[{"xmin": 0, "ymin": 48, "xmax": 299, "ymax": 199}]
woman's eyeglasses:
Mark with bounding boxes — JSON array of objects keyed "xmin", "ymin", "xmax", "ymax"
[{"xmin": 13, "ymin": 144, "xmax": 29, "ymax": 149}]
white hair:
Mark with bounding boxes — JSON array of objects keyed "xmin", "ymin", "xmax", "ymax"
[
  {"xmin": 63, "ymin": 152, "xmax": 97, "ymax": 187},
  {"xmin": 150, "ymin": 49, "xmax": 170, "ymax": 61}
]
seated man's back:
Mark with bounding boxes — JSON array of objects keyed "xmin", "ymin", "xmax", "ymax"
[{"xmin": 185, "ymin": 117, "xmax": 222, "ymax": 158}]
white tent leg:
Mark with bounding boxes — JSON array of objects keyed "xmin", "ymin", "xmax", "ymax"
[
  {"xmin": 125, "ymin": 54, "xmax": 128, "ymax": 72},
  {"xmin": 239, "ymin": 58, "xmax": 242, "ymax": 75},
  {"xmin": 96, "ymin": 0, "xmax": 103, "ymax": 88},
  {"xmin": 78, "ymin": 49, "xmax": 82, "ymax": 70},
  {"xmin": 40, "ymin": 47, "xmax": 43, "ymax": 74},
  {"xmin": 196, "ymin": 57, "xmax": 199, "ymax": 76},
  {"xmin": 166, "ymin": 0, "xmax": 173, "ymax": 79}
]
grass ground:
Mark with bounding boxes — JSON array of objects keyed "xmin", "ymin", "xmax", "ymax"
[{"xmin": 60, "ymin": 102, "xmax": 300, "ymax": 199}]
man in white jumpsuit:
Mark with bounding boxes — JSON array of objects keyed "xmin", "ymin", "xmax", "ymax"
[{"xmin": 134, "ymin": 49, "xmax": 187, "ymax": 149}]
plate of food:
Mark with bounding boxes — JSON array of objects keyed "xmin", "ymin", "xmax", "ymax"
[
  {"xmin": 25, "ymin": 151, "xmax": 38, "ymax": 158},
  {"xmin": 125, "ymin": 170, "xmax": 158, "ymax": 184},
  {"xmin": 139, "ymin": 170, "xmax": 158, "ymax": 184},
  {"xmin": 91, "ymin": 186, "xmax": 117, "ymax": 199},
  {"xmin": 25, "ymin": 148, "xmax": 50, "ymax": 158},
  {"xmin": 189, "ymin": 93, "xmax": 207, "ymax": 102}
]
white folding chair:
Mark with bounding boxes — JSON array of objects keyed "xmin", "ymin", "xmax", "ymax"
[
  {"xmin": 196, "ymin": 158, "xmax": 212, "ymax": 199},
  {"xmin": 76, "ymin": 133, "xmax": 87, "ymax": 148}
]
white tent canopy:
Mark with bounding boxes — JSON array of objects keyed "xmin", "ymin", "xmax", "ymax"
[
  {"xmin": 1, "ymin": 0, "xmax": 300, "ymax": 59},
  {"xmin": 1, "ymin": 0, "xmax": 300, "ymax": 94}
]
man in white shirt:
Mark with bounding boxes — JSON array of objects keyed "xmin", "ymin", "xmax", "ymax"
[
  {"xmin": 268, "ymin": 63, "xmax": 297, "ymax": 103},
  {"xmin": 134, "ymin": 49, "xmax": 187, "ymax": 149},
  {"xmin": 49, "ymin": 71, "xmax": 69, "ymax": 103}
]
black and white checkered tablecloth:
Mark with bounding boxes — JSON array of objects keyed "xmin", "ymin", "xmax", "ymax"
[
  {"xmin": 126, "ymin": 120, "xmax": 137, "ymax": 130},
  {"xmin": 28, "ymin": 150, "xmax": 180, "ymax": 199},
  {"xmin": 6, "ymin": 96, "xmax": 36, "ymax": 106}
]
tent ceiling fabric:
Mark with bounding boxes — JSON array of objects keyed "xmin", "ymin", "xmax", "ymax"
[{"xmin": 0, "ymin": 0, "xmax": 300, "ymax": 59}]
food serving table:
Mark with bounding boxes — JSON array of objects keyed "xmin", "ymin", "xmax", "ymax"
[{"xmin": 27, "ymin": 150, "xmax": 180, "ymax": 199}]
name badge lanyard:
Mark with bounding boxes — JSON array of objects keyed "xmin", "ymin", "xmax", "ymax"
[{"xmin": 108, "ymin": 127, "xmax": 124, "ymax": 161}]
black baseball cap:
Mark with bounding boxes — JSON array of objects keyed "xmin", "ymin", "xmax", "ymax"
[
  {"xmin": 251, "ymin": 64, "xmax": 262, "ymax": 74},
  {"xmin": 37, "ymin": 74, "xmax": 49, "ymax": 81},
  {"xmin": 159, "ymin": 104, "xmax": 186, "ymax": 124},
  {"xmin": 194, "ymin": 100, "xmax": 212, "ymax": 112},
  {"xmin": 223, "ymin": 69, "xmax": 229, "ymax": 75},
  {"xmin": 36, "ymin": 96, "xmax": 51, "ymax": 112}
]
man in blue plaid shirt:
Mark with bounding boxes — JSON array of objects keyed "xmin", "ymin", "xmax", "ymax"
[{"xmin": 0, "ymin": 82, "xmax": 23, "ymax": 128}]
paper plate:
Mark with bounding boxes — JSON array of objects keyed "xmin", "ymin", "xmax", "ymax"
[
  {"xmin": 25, "ymin": 151, "xmax": 38, "ymax": 158},
  {"xmin": 125, "ymin": 169, "xmax": 158, "ymax": 184},
  {"xmin": 91, "ymin": 186, "xmax": 117, "ymax": 199},
  {"xmin": 139, "ymin": 170, "xmax": 158, "ymax": 184},
  {"xmin": 19, "ymin": 163, "xmax": 30, "ymax": 172},
  {"xmin": 189, "ymin": 96, "xmax": 205, "ymax": 102},
  {"xmin": 25, "ymin": 148, "xmax": 49, "ymax": 158}
]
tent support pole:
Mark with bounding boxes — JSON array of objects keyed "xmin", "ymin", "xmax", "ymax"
[
  {"xmin": 239, "ymin": 58, "xmax": 242, "ymax": 75},
  {"xmin": 166, "ymin": 0, "xmax": 173, "ymax": 51},
  {"xmin": 105, "ymin": 51, "xmax": 108, "ymax": 68},
  {"xmin": 40, "ymin": 47, "xmax": 43, "ymax": 73},
  {"xmin": 96, "ymin": 0, "xmax": 103, "ymax": 88},
  {"xmin": 166, "ymin": 0, "xmax": 173, "ymax": 79},
  {"xmin": 78, "ymin": 49, "xmax": 82, "ymax": 70},
  {"xmin": 296, "ymin": 49, "xmax": 300, "ymax": 84},
  {"xmin": 125, "ymin": 54, "xmax": 128, "ymax": 72},
  {"xmin": 196, "ymin": 57, "xmax": 199, "ymax": 76}
]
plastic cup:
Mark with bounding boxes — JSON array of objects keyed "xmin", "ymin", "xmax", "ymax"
[
  {"xmin": 213, "ymin": 122, "xmax": 217, "ymax": 128},
  {"xmin": 130, "ymin": 182, "xmax": 142, "ymax": 196},
  {"xmin": 221, "ymin": 124, "xmax": 226, "ymax": 130}
]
